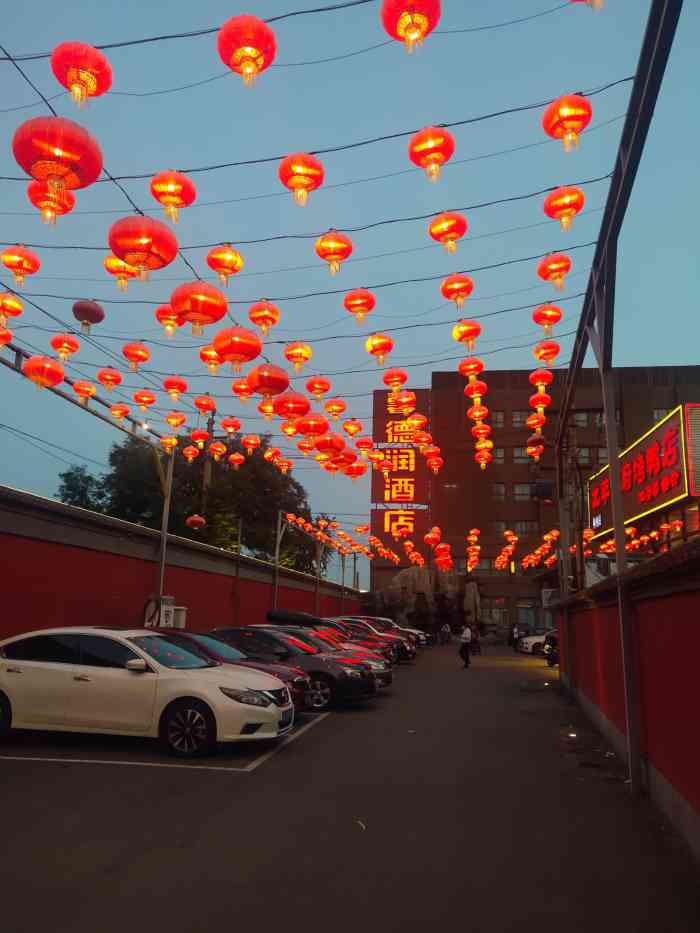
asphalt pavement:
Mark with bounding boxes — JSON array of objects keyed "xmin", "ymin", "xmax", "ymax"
[{"xmin": 2, "ymin": 644, "xmax": 698, "ymax": 932}]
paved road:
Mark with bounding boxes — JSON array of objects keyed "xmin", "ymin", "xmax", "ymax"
[{"xmin": 2, "ymin": 645, "xmax": 698, "ymax": 932}]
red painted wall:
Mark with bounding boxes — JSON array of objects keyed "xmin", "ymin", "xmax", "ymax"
[{"xmin": 0, "ymin": 535, "xmax": 360, "ymax": 640}]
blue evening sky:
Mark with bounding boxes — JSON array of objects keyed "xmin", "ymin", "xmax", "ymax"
[{"xmin": 0, "ymin": 1, "xmax": 697, "ymax": 586}]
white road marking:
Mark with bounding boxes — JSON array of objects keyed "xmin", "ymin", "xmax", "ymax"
[{"xmin": 243, "ymin": 712, "xmax": 331, "ymax": 772}]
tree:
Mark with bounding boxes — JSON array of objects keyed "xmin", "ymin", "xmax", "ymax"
[{"xmin": 57, "ymin": 464, "xmax": 105, "ymax": 512}]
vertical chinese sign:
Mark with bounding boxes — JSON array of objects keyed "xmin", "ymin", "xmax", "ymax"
[{"xmin": 370, "ymin": 389, "xmax": 431, "ymax": 581}]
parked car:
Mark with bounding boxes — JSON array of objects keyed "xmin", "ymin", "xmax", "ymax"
[
  {"xmin": 215, "ymin": 626, "xmax": 377, "ymax": 710},
  {"xmin": 338, "ymin": 618, "xmax": 417, "ymax": 662},
  {"xmin": 342, "ymin": 615, "xmax": 434, "ymax": 647},
  {"xmin": 267, "ymin": 610, "xmax": 398, "ymax": 663},
  {"xmin": 0, "ymin": 628, "xmax": 294, "ymax": 757},
  {"xmin": 155, "ymin": 630, "xmax": 312, "ymax": 712},
  {"xmin": 543, "ymin": 632, "xmax": 559, "ymax": 667},
  {"xmin": 518, "ymin": 629, "xmax": 556, "ymax": 655}
]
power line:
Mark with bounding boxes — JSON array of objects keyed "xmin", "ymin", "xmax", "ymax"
[{"xmin": 0, "ymin": 422, "xmax": 110, "ymax": 469}]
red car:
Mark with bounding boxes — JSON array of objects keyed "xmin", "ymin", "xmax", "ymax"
[{"xmin": 320, "ymin": 619, "xmax": 399, "ymax": 662}]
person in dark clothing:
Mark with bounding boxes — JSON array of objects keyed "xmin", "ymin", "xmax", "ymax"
[{"xmin": 458, "ymin": 622, "xmax": 473, "ymax": 668}]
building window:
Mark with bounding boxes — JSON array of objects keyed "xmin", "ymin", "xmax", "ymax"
[
  {"xmin": 513, "ymin": 447, "xmax": 529, "ymax": 464},
  {"xmin": 598, "ymin": 447, "xmax": 609, "ymax": 464},
  {"xmin": 493, "ymin": 447, "xmax": 505, "ymax": 464},
  {"xmin": 512, "ymin": 410, "xmax": 529, "ymax": 428},
  {"xmin": 653, "ymin": 408, "xmax": 670, "ymax": 422},
  {"xmin": 578, "ymin": 447, "xmax": 590, "ymax": 466},
  {"xmin": 491, "ymin": 411, "xmax": 505, "ymax": 428},
  {"xmin": 514, "ymin": 520, "xmax": 539, "ymax": 537},
  {"xmin": 572, "ymin": 411, "xmax": 589, "ymax": 428},
  {"xmin": 492, "ymin": 483, "xmax": 505, "ymax": 501},
  {"xmin": 513, "ymin": 483, "xmax": 531, "ymax": 502},
  {"xmin": 492, "ymin": 521, "xmax": 507, "ymax": 536},
  {"xmin": 595, "ymin": 411, "xmax": 605, "ymax": 427},
  {"xmin": 475, "ymin": 558, "xmax": 492, "ymax": 573}
]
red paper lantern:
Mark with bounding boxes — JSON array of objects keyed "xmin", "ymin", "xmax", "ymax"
[
  {"xmin": 316, "ymin": 230, "xmax": 353, "ymax": 275},
  {"xmin": 452, "ymin": 319, "xmax": 481, "ymax": 351},
  {"xmin": 248, "ymin": 300, "xmax": 280, "ymax": 335},
  {"xmin": 542, "ymin": 93, "xmax": 592, "ymax": 151},
  {"xmin": 27, "ymin": 180, "xmax": 75, "ymax": 225},
  {"xmin": 296, "ymin": 413, "xmax": 330, "ymax": 437},
  {"xmin": 150, "ymin": 170, "xmax": 196, "ymax": 223},
  {"xmin": 72, "ymin": 299, "xmax": 104, "ymax": 335},
  {"xmin": 429, "ymin": 212, "xmax": 467, "ymax": 253},
  {"xmin": 209, "ymin": 442, "xmax": 227, "ymax": 462},
  {"xmin": 442, "ymin": 274, "xmax": 474, "ymax": 309},
  {"xmin": 166, "ymin": 411, "xmax": 187, "ymax": 430},
  {"xmin": 280, "ymin": 421, "xmax": 298, "ymax": 438},
  {"xmin": 464, "ymin": 379, "xmax": 487, "ymax": 404},
  {"xmin": 413, "ymin": 430, "xmax": 432, "ymax": 448},
  {"xmin": 13, "ymin": 116, "xmax": 102, "ymax": 194},
  {"xmin": 182, "ymin": 445, "xmax": 200, "ymax": 464},
  {"xmin": 0, "ymin": 326, "xmax": 13, "ymax": 349},
  {"xmin": 408, "ymin": 126, "xmax": 455, "ymax": 181},
  {"xmin": 273, "ymin": 391, "xmax": 311, "ymax": 419},
  {"xmin": 277, "ymin": 458, "xmax": 293, "ymax": 475},
  {"xmin": 72, "ymin": 380, "xmax": 96, "ymax": 405},
  {"xmin": 247, "ymin": 363, "xmax": 290, "ymax": 398},
  {"xmin": 199, "ymin": 345, "xmax": 222, "ymax": 375},
  {"xmin": 97, "ymin": 368, "xmax": 122, "ymax": 392},
  {"xmin": 407, "ymin": 411, "xmax": 428, "ymax": 431},
  {"xmin": 155, "ymin": 304, "xmax": 182, "ymax": 338},
  {"xmin": 122, "ymin": 342, "xmax": 150, "ymax": 371},
  {"xmin": 335, "ymin": 450, "xmax": 358, "ymax": 468},
  {"xmin": 537, "ymin": 253, "xmax": 571, "ymax": 290},
  {"xmin": 164, "ymin": 375, "xmax": 187, "ymax": 401},
  {"xmin": 217, "ymin": 15, "xmax": 277, "ymax": 85},
  {"xmin": 527, "ymin": 412, "xmax": 546, "ymax": 433},
  {"xmin": 543, "ymin": 186, "xmax": 585, "ymax": 230},
  {"xmin": 529, "ymin": 391, "xmax": 552, "ymax": 413},
  {"xmin": 186, "ymin": 514, "xmax": 206, "ymax": 531},
  {"xmin": 345, "ymin": 461, "xmax": 368, "ymax": 481},
  {"xmin": 344, "ymin": 288, "xmax": 376, "ymax": 323},
  {"xmin": 0, "ymin": 293, "xmax": 23, "ymax": 327},
  {"xmin": 475, "ymin": 450, "xmax": 493, "ymax": 470},
  {"xmin": 532, "ymin": 304, "xmax": 562, "ymax": 335},
  {"xmin": 257, "ymin": 398, "xmax": 274, "ymax": 421},
  {"xmin": 206, "ymin": 244, "xmax": 244, "ymax": 286},
  {"xmin": 422, "ymin": 445, "xmax": 441, "ymax": 459},
  {"xmin": 306, "ymin": 376, "xmax": 331, "ymax": 399},
  {"xmin": 50, "ymin": 333, "xmax": 80, "ymax": 361},
  {"xmin": 278, "ymin": 153, "xmax": 324, "ymax": 206},
  {"xmin": 467, "ymin": 404, "xmax": 489, "ymax": 423},
  {"xmin": 342, "ymin": 418, "xmax": 363, "ymax": 438},
  {"xmin": 297, "ymin": 438, "xmax": 315, "ymax": 457},
  {"xmin": 104, "ymin": 254, "xmax": 137, "ymax": 292},
  {"xmin": 110, "ymin": 403, "xmax": 129, "ymax": 421},
  {"xmin": 213, "ymin": 326, "xmax": 262, "ymax": 372},
  {"xmin": 471, "ymin": 423, "xmax": 492, "ymax": 440},
  {"xmin": 355, "ymin": 436, "xmax": 374, "ymax": 457},
  {"xmin": 284, "ymin": 341, "xmax": 313, "ymax": 372},
  {"xmin": 427, "ymin": 456, "xmax": 444, "ymax": 475},
  {"xmin": 231, "ymin": 377, "xmax": 253, "ymax": 403},
  {"xmin": 533, "ymin": 340, "xmax": 560, "ymax": 367},
  {"xmin": 191, "ymin": 429, "xmax": 210, "ymax": 450},
  {"xmin": 263, "ymin": 447, "xmax": 280, "ymax": 464},
  {"xmin": 365, "ymin": 333, "xmax": 394, "ymax": 365},
  {"xmin": 315, "ymin": 433, "xmax": 345, "ymax": 455},
  {"xmin": 242, "ymin": 434, "xmax": 261, "ymax": 455},
  {"xmin": 381, "ymin": 0, "xmax": 441, "ymax": 51},
  {"xmin": 171, "ymin": 281, "xmax": 228, "ymax": 336},
  {"xmin": 394, "ymin": 390, "xmax": 416, "ymax": 415},
  {"xmin": 109, "ymin": 216, "xmax": 178, "ymax": 280},
  {"xmin": 228, "ymin": 452, "xmax": 245, "ymax": 470},
  {"xmin": 194, "ymin": 395, "xmax": 217, "ymax": 416},
  {"xmin": 529, "ymin": 368, "xmax": 554, "ymax": 391},
  {"xmin": 458, "ymin": 356, "xmax": 484, "ymax": 382},
  {"xmin": 221, "ymin": 416, "xmax": 241, "ymax": 435},
  {"xmin": 22, "ymin": 355, "xmax": 64, "ymax": 389},
  {"xmin": 50, "ymin": 42, "xmax": 112, "ymax": 107},
  {"xmin": 526, "ymin": 435, "xmax": 545, "ymax": 462},
  {"xmin": 1, "ymin": 245, "xmax": 40, "ymax": 286},
  {"xmin": 133, "ymin": 389, "xmax": 157, "ymax": 411}
]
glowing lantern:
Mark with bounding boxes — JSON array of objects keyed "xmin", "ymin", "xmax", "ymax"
[
  {"xmin": 571, "ymin": 0, "xmax": 604, "ymax": 8},
  {"xmin": 378, "ymin": 459, "xmax": 394, "ymax": 479},
  {"xmin": 277, "ymin": 459, "xmax": 293, "ymax": 475},
  {"xmin": 543, "ymin": 186, "xmax": 585, "ymax": 230},
  {"xmin": 160, "ymin": 436, "xmax": 178, "ymax": 455},
  {"xmin": 213, "ymin": 326, "xmax": 262, "ymax": 372},
  {"xmin": 316, "ymin": 230, "xmax": 353, "ymax": 275},
  {"xmin": 248, "ymin": 300, "xmax": 280, "ymax": 335},
  {"xmin": 242, "ymin": 434, "xmax": 261, "ymax": 456},
  {"xmin": 323, "ymin": 462, "xmax": 341, "ymax": 476},
  {"xmin": 368, "ymin": 450, "xmax": 385, "ymax": 470},
  {"xmin": 150, "ymin": 170, "xmax": 196, "ymax": 223},
  {"xmin": 122, "ymin": 342, "xmax": 149, "ymax": 372},
  {"xmin": 209, "ymin": 442, "xmax": 227, "ymax": 462},
  {"xmin": 207, "ymin": 244, "xmax": 244, "ymax": 286},
  {"xmin": 72, "ymin": 380, "xmax": 96, "ymax": 405},
  {"xmin": 297, "ymin": 438, "xmax": 315, "ymax": 457},
  {"xmin": 272, "ymin": 391, "xmax": 310, "ymax": 419},
  {"xmin": 263, "ymin": 447, "xmax": 280, "ymax": 464},
  {"xmin": 13, "ymin": 116, "xmax": 102, "ymax": 197},
  {"xmin": 217, "ymin": 15, "xmax": 277, "ymax": 86},
  {"xmin": 407, "ymin": 411, "xmax": 428, "ymax": 430},
  {"xmin": 110, "ymin": 403, "xmax": 129, "ymax": 421},
  {"xmin": 221, "ymin": 416, "xmax": 241, "ymax": 435},
  {"xmin": 284, "ymin": 341, "xmax": 313, "ymax": 372},
  {"xmin": 355, "ymin": 436, "xmax": 374, "ymax": 458},
  {"xmin": 532, "ymin": 304, "xmax": 562, "ymax": 335},
  {"xmin": 97, "ymin": 368, "xmax": 122, "ymax": 392},
  {"xmin": 381, "ymin": 0, "xmax": 440, "ymax": 51},
  {"xmin": 526, "ymin": 434, "xmax": 545, "ymax": 462},
  {"xmin": 344, "ymin": 288, "xmax": 376, "ymax": 323},
  {"xmin": 315, "ymin": 452, "xmax": 332, "ymax": 466},
  {"xmin": 182, "ymin": 445, "xmax": 199, "ymax": 464},
  {"xmin": 429, "ymin": 212, "xmax": 467, "ymax": 253},
  {"xmin": 422, "ymin": 445, "xmax": 441, "ymax": 459},
  {"xmin": 471, "ymin": 423, "xmax": 492, "ymax": 440},
  {"xmin": 542, "ymin": 93, "xmax": 592, "ymax": 151},
  {"xmin": 475, "ymin": 439, "xmax": 493, "ymax": 455},
  {"xmin": 281, "ymin": 421, "xmax": 298, "ymax": 438},
  {"xmin": 155, "ymin": 304, "xmax": 181, "ymax": 338},
  {"xmin": 413, "ymin": 430, "xmax": 432, "ymax": 448},
  {"xmin": 458, "ymin": 357, "xmax": 484, "ymax": 383},
  {"xmin": 306, "ymin": 376, "xmax": 331, "ymax": 399},
  {"xmin": 0, "ymin": 327, "xmax": 12, "ymax": 349},
  {"xmin": 408, "ymin": 126, "xmax": 455, "ymax": 181},
  {"xmin": 324, "ymin": 398, "xmax": 347, "ymax": 420},
  {"xmin": 382, "ymin": 368, "xmax": 408, "ymax": 394},
  {"xmin": 194, "ymin": 395, "xmax": 216, "ymax": 417},
  {"xmin": 464, "ymin": 379, "xmax": 487, "ymax": 405},
  {"xmin": 191, "ymin": 429, "xmax": 210, "ymax": 450},
  {"xmin": 0, "ymin": 293, "xmax": 23, "ymax": 327},
  {"xmin": 171, "ymin": 281, "xmax": 227, "ymax": 337},
  {"xmin": 342, "ymin": 418, "xmax": 363, "ymax": 438},
  {"xmin": 2, "ymin": 246, "xmax": 40, "ymax": 286},
  {"xmin": 529, "ymin": 392, "xmax": 552, "ymax": 414},
  {"xmin": 527, "ymin": 412, "xmax": 546, "ymax": 433},
  {"xmin": 72, "ymin": 299, "xmax": 104, "ymax": 335},
  {"xmin": 166, "ymin": 411, "xmax": 187, "ymax": 431},
  {"xmin": 452, "ymin": 319, "xmax": 481, "ymax": 351},
  {"xmin": 50, "ymin": 333, "xmax": 80, "ymax": 362},
  {"xmin": 133, "ymin": 389, "xmax": 156, "ymax": 412},
  {"xmin": 315, "ymin": 433, "xmax": 345, "ymax": 456},
  {"xmin": 50, "ymin": 42, "xmax": 112, "ymax": 107},
  {"xmin": 231, "ymin": 377, "xmax": 253, "ymax": 403},
  {"xmin": 345, "ymin": 462, "xmax": 368, "ymax": 481},
  {"xmin": 247, "ymin": 363, "xmax": 290, "ymax": 398},
  {"xmin": 22, "ymin": 355, "xmax": 64, "ymax": 389},
  {"xmin": 533, "ymin": 339, "xmax": 560, "ymax": 367},
  {"xmin": 529, "ymin": 368, "xmax": 554, "ymax": 391},
  {"xmin": 442, "ymin": 275, "xmax": 474, "ymax": 310},
  {"xmin": 391, "ymin": 390, "xmax": 414, "ymax": 416},
  {"xmin": 365, "ymin": 333, "xmax": 394, "ymax": 365},
  {"xmin": 108, "ymin": 216, "xmax": 178, "ymax": 281},
  {"xmin": 200, "ymin": 345, "xmax": 222, "ymax": 375},
  {"xmin": 296, "ymin": 413, "xmax": 329, "ymax": 437},
  {"xmin": 258, "ymin": 399, "xmax": 275, "ymax": 420},
  {"xmin": 475, "ymin": 450, "xmax": 493, "ymax": 470},
  {"xmin": 467, "ymin": 404, "xmax": 489, "ymax": 423},
  {"xmin": 186, "ymin": 514, "xmax": 206, "ymax": 531},
  {"xmin": 278, "ymin": 153, "xmax": 324, "ymax": 206},
  {"xmin": 164, "ymin": 375, "xmax": 187, "ymax": 401},
  {"xmin": 427, "ymin": 456, "xmax": 444, "ymax": 475},
  {"xmin": 27, "ymin": 180, "xmax": 75, "ymax": 225},
  {"xmin": 228, "ymin": 452, "xmax": 245, "ymax": 470},
  {"xmin": 537, "ymin": 253, "xmax": 571, "ymax": 290},
  {"xmin": 104, "ymin": 254, "xmax": 137, "ymax": 292}
]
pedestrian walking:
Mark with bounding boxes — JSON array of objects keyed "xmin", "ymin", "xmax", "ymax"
[
  {"xmin": 458, "ymin": 622, "xmax": 473, "ymax": 668},
  {"xmin": 512, "ymin": 623, "xmax": 520, "ymax": 653}
]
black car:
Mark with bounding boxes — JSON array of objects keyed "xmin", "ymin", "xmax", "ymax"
[
  {"xmin": 266, "ymin": 610, "xmax": 398, "ymax": 663},
  {"xmin": 215, "ymin": 626, "xmax": 376, "ymax": 710}
]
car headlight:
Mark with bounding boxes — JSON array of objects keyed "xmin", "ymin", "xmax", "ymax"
[
  {"xmin": 340, "ymin": 666, "xmax": 363, "ymax": 678},
  {"xmin": 220, "ymin": 687, "xmax": 272, "ymax": 707}
]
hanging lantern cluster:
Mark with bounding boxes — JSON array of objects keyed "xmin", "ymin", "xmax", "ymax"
[
  {"xmin": 495, "ymin": 529, "xmax": 519, "ymax": 571},
  {"xmin": 465, "ymin": 528, "xmax": 481, "ymax": 573},
  {"xmin": 454, "ymin": 325, "xmax": 493, "ymax": 470},
  {"xmin": 521, "ymin": 529, "xmax": 561, "ymax": 570}
]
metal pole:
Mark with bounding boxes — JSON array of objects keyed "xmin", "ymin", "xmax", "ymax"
[
  {"xmin": 314, "ymin": 541, "xmax": 323, "ymax": 616},
  {"xmin": 340, "ymin": 555, "xmax": 346, "ymax": 614},
  {"xmin": 156, "ymin": 450, "xmax": 175, "ymax": 615},
  {"xmin": 353, "ymin": 553, "xmax": 358, "ymax": 590},
  {"xmin": 200, "ymin": 412, "xmax": 216, "ymax": 516},
  {"xmin": 272, "ymin": 509, "xmax": 284, "ymax": 609},
  {"xmin": 235, "ymin": 518, "xmax": 242, "ymax": 625}
]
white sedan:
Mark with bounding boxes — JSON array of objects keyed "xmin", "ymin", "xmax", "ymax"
[
  {"xmin": 0, "ymin": 627, "xmax": 294, "ymax": 757},
  {"xmin": 518, "ymin": 629, "xmax": 556, "ymax": 655}
]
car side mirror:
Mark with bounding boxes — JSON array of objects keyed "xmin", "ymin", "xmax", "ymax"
[{"xmin": 126, "ymin": 658, "xmax": 148, "ymax": 673}]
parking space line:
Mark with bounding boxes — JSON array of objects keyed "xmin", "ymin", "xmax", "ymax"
[{"xmin": 243, "ymin": 712, "xmax": 331, "ymax": 772}]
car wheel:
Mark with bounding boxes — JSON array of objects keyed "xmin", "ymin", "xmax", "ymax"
[
  {"xmin": 0, "ymin": 694, "xmax": 12, "ymax": 739},
  {"xmin": 308, "ymin": 676, "xmax": 334, "ymax": 710},
  {"xmin": 159, "ymin": 699, "xmax": 216, "ymax": 758},
  {"xmin": 532, "ymin": 644, "xmax": 542, "ymax": 656}
]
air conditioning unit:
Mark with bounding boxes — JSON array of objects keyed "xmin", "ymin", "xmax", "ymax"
[{"xmin": 172, "ymin": 606, "xmax": 188, "ymax": 629}]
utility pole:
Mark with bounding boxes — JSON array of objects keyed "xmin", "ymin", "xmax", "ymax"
[
  {"xmin": 314, "ymin": 540, "xmax": 324, "ymax": 615},
  {"xmin": 200, "ymin": 411, "xmax": 216, "ymax": 516},
  {"xmin": 352, "ymin": 552, "xmax": 358, "ymax": 590},
  {"xmin": 235, "ymin": 517, "xmax": 243, "ymax": 624},
  {"xmin": 155, "ymin": 449, "xmax": 175, "ymax": 621},
  {"xmin": 340, "ymin": 554, "xmax": 346, "ymax": 614},
  {"xmin": 272, "ymin": 509, "xmax": 285, "ymax": 609}
]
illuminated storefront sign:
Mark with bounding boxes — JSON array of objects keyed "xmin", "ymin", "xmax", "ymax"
[{"xmin": 587, "ymin": 405, "xmax": 698, "ymax": 539}]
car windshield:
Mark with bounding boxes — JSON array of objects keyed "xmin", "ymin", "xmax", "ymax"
[
  {"xmin": 367, "ymin": 620, "xmax": 393, "ymax": 631},
  {"xmin": 190, "ymin": 633, "xmax": 247, "ymax": 661},
  {"xmin": 303, "ymin": 631, "xmax": 342, "ymax": 651},
  {"xmin": 130, "ymin": 635, "xmax": 218, "ymax": 670},
  {"xmin": 277, "ymin": 633, "xmax": 319, "ymax": 655}
]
